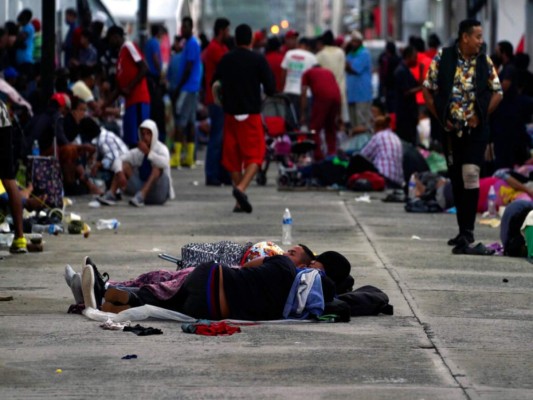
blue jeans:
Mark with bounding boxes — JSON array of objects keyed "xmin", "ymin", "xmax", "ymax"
[{"xmin": 204, "ymin": 104, "xmax": 230, "ymax": 184}]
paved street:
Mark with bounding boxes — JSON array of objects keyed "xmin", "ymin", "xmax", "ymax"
[{"xmin": 1, "ymin": 153, "xmax": 532, "ymax": 400}]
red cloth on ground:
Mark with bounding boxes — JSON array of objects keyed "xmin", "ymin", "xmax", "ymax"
[{"xmin": 194, "ymin": 322, "xmax": 242, "ymax": 336}]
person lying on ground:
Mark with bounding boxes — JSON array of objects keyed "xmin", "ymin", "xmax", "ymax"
[
  {"xmin": 78, "ymin": 253, "xmax": 340, "ymax": 320},
  {"xmin": 97, "ymin": 119, "xmax": 174, "ymax": 207},
  {"xmin": 65, "ymin": 243, "xmax": 320, "ymax": 306},
  {"xmin": 67, "ymin": 248, "xmax": 352, "ymax": 319}
]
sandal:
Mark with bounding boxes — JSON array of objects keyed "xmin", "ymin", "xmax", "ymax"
[{"xmin": 452, "ymin": 242, "xmax": 495, "ymax": 256}]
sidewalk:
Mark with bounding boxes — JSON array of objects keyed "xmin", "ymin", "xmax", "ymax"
[{"xmin": 0, "ymin": 156, "xmax": 531, "ymax": 400}]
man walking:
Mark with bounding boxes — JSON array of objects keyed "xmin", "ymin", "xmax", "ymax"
[
  {"xmin": 213, "ymin": 24, "xmax": 275, "ymax": 213},
  {"xmin": 423, "ymin": 19, "xmax": 503, "ymax": 253}
]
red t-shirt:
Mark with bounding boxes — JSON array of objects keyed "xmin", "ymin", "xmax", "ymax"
[
  {"xmin": 202, "ymin": 39, "xmax": 228, "ymax": 105},
  {"xmin": 116, "ymin": 41, "xmax": 150, "ymax": 107},
  {"xmin": 410, "ymin": 52, "xmax": 431, "ymax": 105},
  {"xmin": 301, "ymin": 66, "xmax": 341, "ymax": 102},
  {"xmin": 265, "ymin": 51, "xmax": 284, "ymax": 93}
]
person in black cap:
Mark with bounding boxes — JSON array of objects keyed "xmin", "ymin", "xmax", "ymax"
[{"xmin": 311, "ymin": 251, "xmax": 353, "ymax": 294}]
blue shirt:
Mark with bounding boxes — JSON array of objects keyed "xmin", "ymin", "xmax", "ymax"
[
  {"xmin": 167, "ymin": 52, "xmax": 182, "ymax": 93},
  {"xmin": 16, "ymin": 23, "xmax": 35, "ymax": 65},
  {"xmin": 176, "ymin": 37, "xmax": 201, "ymax": 93},
  {"xmin": 144, "ymin": 37, "xmax": 162, "ymax": 77},
  {"xmin": 346, "ymin": 46, "xmax": 373, "ymax": 103}
]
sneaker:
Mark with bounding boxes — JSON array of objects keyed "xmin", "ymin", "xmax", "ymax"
[
  {"xmin": 70, "ymin": 273, "xmax": 84, "ymax": 304},
  {"xmin": 97, "ymin": 191, "xmax": 118, "ymax": 206},
  {"xmin": 129, "ymin": 192, "xmax": 145, "ymax": 207},
  {"xmin": 9, "ymin": 237, "xmax": 28, "ymax": 254},
  {"xmin": 447, "ymin": 232, "xmax": 474, "ymax": 246},
  {"xmin": 64, "ymin": 264, "xmax": 76, "ymax": 287},
  {"xmin": 83, "ymin": 256, "xmax": 109, "ymax": 307}
]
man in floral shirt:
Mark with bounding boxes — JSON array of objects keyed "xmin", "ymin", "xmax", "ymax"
[{"xmin": 423, "ymin": 19, "xmax": 503, "ymax": 254}]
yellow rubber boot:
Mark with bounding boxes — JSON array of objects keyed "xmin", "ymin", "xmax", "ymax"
[
  {"xmin": 182, "ymin": 142, "xmax": 195, "ymax": 168},
  {"xmin": 170, "ymin": 142, "xmax": 182, "ymax": 168}
]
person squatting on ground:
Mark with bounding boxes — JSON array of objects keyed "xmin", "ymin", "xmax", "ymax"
[
  {"xmin": 0, "ymin": 99, "xmax": 27, "ymax": 253},
  {"xmin": 170, "ymin": 17, "xmax": 202, "ymax": 168},
  {"xmin": 212, "ymin": 23, "xmax": 275, "ymax": 213},
  {"xmin": 97, "ymin": 119, "xmax": 174, "ymax": 207},
  {"xmin": 79, "ymin": 117, "xmax": 129, "ymax": 188},
  {"xmin": 422, "ymin": 18, "xmax": 503, "ymax": 254}
]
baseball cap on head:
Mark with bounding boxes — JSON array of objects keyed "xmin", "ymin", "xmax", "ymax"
[{"xmin": 285, "ymin": 30, "xmax": 299, "ymax": 39}]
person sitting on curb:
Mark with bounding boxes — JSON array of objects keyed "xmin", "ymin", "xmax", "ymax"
[{"xmin": 97, "ymin": 119, "xmax": 174, "ymax": 207}]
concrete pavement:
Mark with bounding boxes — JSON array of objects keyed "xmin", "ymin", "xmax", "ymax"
[{"xmin": 1, "ymin": 155, "xmax": 532, "ymax": 399}]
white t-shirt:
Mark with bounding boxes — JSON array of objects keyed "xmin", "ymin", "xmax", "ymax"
[
  {"xmin": 72, "ymin": 80, "xmax": 95, "ymax": 103},
  {"xmin": 281, "ymin": 49, "xmax": 317, "ymax": 95}
]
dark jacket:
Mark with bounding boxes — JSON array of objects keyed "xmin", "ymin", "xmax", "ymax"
[{"xmin": 433, "ymin": 45, "xmax": 491, "ymax": 127}]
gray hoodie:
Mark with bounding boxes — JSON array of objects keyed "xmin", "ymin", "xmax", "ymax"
[{"xmin": 118, "ymin": 119, "xmax": 175, "ymax": 199}]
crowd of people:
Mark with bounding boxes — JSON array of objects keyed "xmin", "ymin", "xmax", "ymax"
[{"xmin": 1, "ymin": 9, "xmax": 532, "ymax": 270}]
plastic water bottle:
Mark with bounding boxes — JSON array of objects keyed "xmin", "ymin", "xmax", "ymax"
[
  {"xmin": 96, "ymin": 219, "xmax": 120, "ymax": 230},
  {"xmin": 32, "ymin": 140, "xmax": 40, "ymax": 156},
  {"xmin": 487, "ymin": 185, "xmax": 497, "ymax": 217},
  {"xmin": 408, "ymin": 174, "xmax": 417, "ymax": 200},
  {"xmin": 282, "ymin": 208, "xmax": 292, "ymax": 245},
  {"xmin": 31, "ymin": 224, "xmax": 63, "ymax": 234}
]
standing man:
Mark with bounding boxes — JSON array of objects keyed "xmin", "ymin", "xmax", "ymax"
[
  {"xmin": 213, "ymin": 24, "xmax": 275, "ymax": 213},
  {"xmin": 170, "ymin": 17, "xmax": 202, "ymax": 168},
  {"xmin": 491, "ymin": 41, "xmax": 525, "ymax": 169},
  {"xmin": 423, "ymin": 19, "xmax": 503, "ymax": 253},
  {"xmin": 0, "ymin": 100, "xmax": 27, "ymax": 253},
  {"xmin": 15, "ymin": 9, "xmax": 35, "ymax": 81},
  {"xmin": 317, "ymin": 30, "xmax": 348, "ymax": 128},
  {"xmin": 345, "ymin": 30, "xmax": 373, "ymax": 133},
  {"xmin": 144, "ymin": 24, "xmax": 166, "ymax": 142},
  {"xmin": 202, "ymin": 17, "xmax": 231, "ymax": 186},
  {"xmin": 103, "ymin": 26, "xmax": 150, "ymax": 148},
  {"xmin": 280, "ymin": 37, "xmax": 317, "ymax": 121},
  {"xmin": 394, "ymin": 46, "xmax": 422, "ymax": 145}
]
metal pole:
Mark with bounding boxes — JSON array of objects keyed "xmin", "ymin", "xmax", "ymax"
[
  {"xmin": 41, "ymin": 0, "xmax": 55, "ymax": 107},
  {"xmin": 139, "ymin": 0, "xmax": 148, "ymax": 48}
]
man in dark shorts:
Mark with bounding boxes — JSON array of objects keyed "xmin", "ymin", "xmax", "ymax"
[
  {"xmin": 0, "ymin": 100, "xmax": 27, "ymax": 253},
  {"xmin": 213, "ymin": 24, "xmax": 275, "ymax": 213}
]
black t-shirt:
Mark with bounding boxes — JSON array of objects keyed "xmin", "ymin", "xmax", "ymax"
[
  {"xmin": 213, "ymin": 47, "xmax": 275, "ymax": 115},
  {"xmin": 394, "ymin": 62, "xmax": 418, "ymax": 116},
  {"xmin": 222, "ymin": 255, "xmax": 296, "ymax": 320}
]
